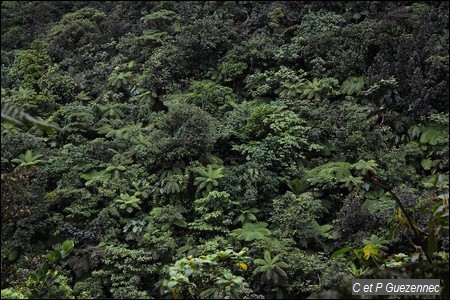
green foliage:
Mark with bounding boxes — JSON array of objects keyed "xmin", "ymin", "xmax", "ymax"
[
  {"xmin": 156, "ymin": 165, "xmax": 186, "ymax": 194},
  {"xmin": 339, "ymin": 76, "xmax": 365, "ymax": 95},
  {"xmin": 194, "ymin": 165, "xmax": 225, "ymax": 194},
  {"xmin": 100, "ymin": 103, "xmax": 125, "ymax": 120},
  {"xmin": 162, "ymin": 249, "xmax": 250, "ymax": 299},
  {"xmin": 306, "ymin": 161, "xmax": 353, "ymax": 188},
  {"xmin": 233, "ymin": 103, "xmax": 319, "ymax": 175},
  {"xmin": 108, "ymin": 71, "xmax": 133, "ymax": 91},
  {"xmin": 233, "ymin": 208, "xmax": 259, "ymax": 225},
  {"xmin": 1, "ymin": 101, "xmax": 59, "ymax": 133},
  {"xmin": 150, "ymin": 205, "xmax": 188, "ymax": 232},
  {"xmin": 363, "ymin": 76, "xmax": 400, "ymax": 107},
  {"xmin": 8, "ymin": 39, "xmax": 51, "ymax": 90},
  {"xmin": 140, "ymin": 9, "xmax": 178, "ymax": 30},
  {"xmin": 114, "ymin": 193, "xmax": 141, "ymax": 213},
  {"xmin": 254, "ymin": 251, "xmax": 289, "ymax": 285},
  {"xmin": 170, "ymin": 80, "xmax": 237, "ymax": 115},
  {"xmin": 208, "ymin": 60, "xmax": 247, "ymax": 83},
  {"xmin": 92, "ymin": 245, "xmax": 155, "ymax": 299},
  {"xmin": 53, "ymin": 103, "xmax": 96, "ymax": 136},
  {"xmin": 270, "ymin": 194, "xmax": 335, "ymax": 250},
  {"xmin": 48, "ymin": 7, "xmax": 106, "ymax": 51},
  {"xmin": 2, "ymin": 2, "xmax": 448, "ymax": 299},
  {"xmin": 150, "ymin": 102, "xmax": 215, "ymax": 163},
  {"xmin": 231, "ymin": 222, "xmax": 272, "ymax": 242},
  {"xmin": 80, "ymin": 169, "xmax": 111, "ymax": 187},
  {"xmin": 1, "ymin": 288, "xmax": 27, "ymax": 299},
  {"xmin": 1, "ymin": 240, "xmax": 75, "ymax": 299},
  {"xmin": 361, "ymin": 235, "xmax": 389, "ymax": 261},
  {"xmin": 103, "ymin": 151, "xmax": 133, "ymax": 179},
  {"xmin": 352, "ymin": 159, "xmax": 379, "ymax": 176},
  {"xmin": 190, "ymin": 191, "xmax": 237, "ymax": 233},
  {"xmin": 298, "ymin": 77, "xmax": 339, "ymax": 101},
  {"xmin": 132, "ymin": 87, "xmax": 158, "ymax": 109},
  {"xmin": 11, "ymin": 149, "xmax": 43, "ymax": 167}
]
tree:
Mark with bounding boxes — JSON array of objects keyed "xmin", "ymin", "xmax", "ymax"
[
  {"xmin": 108, "ymin": 72, "xmax": 133, "ymax": 91},
  {"xmin": 194, "ymin": 165, "xmax": 224, "ymax": 194},
  {"xmin": 11, "ymin": 149, "xmax": 43, "ymax": 167},
  {"xmin": 254, "ymin": 251, "xmax": 289, "ymax": 285}
]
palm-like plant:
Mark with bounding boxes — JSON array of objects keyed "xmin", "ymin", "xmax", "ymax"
[
  {"xmin": 277, "ymin": 80, "xmax": 305, "ymax": 98},
  {"xmin": 129, "ymin": 180, "xmax": 152, "ymax": 199},
  {"xmin": 100, "ymin": 104, "xmax": 125, "ymax": 120},
  {"xmin": 75, "ymin": 91, "xmax": 91, "ymax": 102},
  {"xmin": 157, "ymin": 164, "xmax": 185, "ymax": 194},
  {"xmin": 353, "ymin": 159, "xmax": 379, "ymax": 176},
  {"xmin": 339, "ymin": 76, "xmax": 365, "ymax": 95},
  {"xmin": 340, "ymin": 175, "xmax": 364, "ymax": 191},
  {"xmin": 1, "ymin": 122, "xmax": 21, "ymax": 135},
  {"xmin": 299, "ymin": 78, "xmax": 322, "ymax": 100},
  {"xmin": 137, "ymin": 89, "xmax": 158, "ymax": 106},
  {"xmin": 254, "ymin": 251, "xmax": 289, "ymax": 285},
  {"xmin": 104, "ymin": 152, "xmax": 132, "ymax": 179},
  {"xmin": 80, "ymin": 169, "xmax": 111, "ymax": 187},
  {"xmin": 11, "ymin": 150, "xmax": 44, "ymax": 167},
  {"xmin": 130, "ymin": 134, "xmax": 152, "ymax": 154},
  {"xmin": 194, "ymin": 165, "xmax": 224, "ymax": 194},
  {"xmin": 361, "ymin": 234, "xmax": 389, "ymax": 262},
  {"xmin": 103, "ymin": 123, "xmax": 143, "ymax": 140},
  {"xmin": 298, "ymin": 77, "xmax": 338, "ymax": 101},
  {"xmin": 104, "ymin": 161, "xmax": 126, "ymax": 179},
  {"xmin": 13, "ymin": 86, "xmax": 34, "ymax": 99},
  {"xmin": 29, "ymin": 115, "xmax": 59, "ymax": 135},
  {"xmin": 114, "ymin": 193, "xmax": 141, "ymax": 213},
  {"xmin": 231, "ymin": 222, "xmax": 271, "ymax": 242},
  {"xmin": 108, "ymin": 71, "xmax": 133, "ymax": 90},
  {"xmin": 233, "ymin": 208, "xmax": 259, "ymax": 225}
]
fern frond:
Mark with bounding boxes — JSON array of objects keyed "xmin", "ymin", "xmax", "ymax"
[{"xmin": 1, "ymin": 102, "xmax": 59, "ymax": 132}]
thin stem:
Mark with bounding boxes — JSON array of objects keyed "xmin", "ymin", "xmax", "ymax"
[{"xmin": 365, "ymin": 174, "xmax": 433, "ymax": 264}]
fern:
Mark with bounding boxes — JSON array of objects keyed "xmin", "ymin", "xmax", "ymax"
[
  {"xmin": 1, "ymin": 101, "xmax": 59, "ymax": 133},
  {"xmin": 80, "ymin": 169, "xmax": 111, "ymax": 186},
  {"xmin": 114, "ymin": 193, "xmax": 141, "ymax": 213},
  {"xmin": 421, "ymin": 158, "xmax": 433, "ymax": 171},
  {"xmin": 339, "ymin": 76, "xmax": 364, "ymax": 95},
  {"xmin": 419, "ymin": 126, "xmax": 447, "ymax": 145},
  {"xmin": 194, "ymin": 165, "xmax": 225, "ymax": 194},
  {"xmin": 353, "ymin": 159, "xmax": 379, "ymax": 176},
  {"xmin": 254, "ymin": 251, "xmax": 289, "ymax": 285},
  {"xmin": 108, "ymin": 72, "xmax": 132, "ymax": 90},
  {"xmin": 306, "ymin": 161, "xmax": 352, "ymax": 185},
  {"xmin": 231, "ymin": 222, "xmax": 271, "ymax": 241},
  {"xmin": 11, "ymin": 150, "xmax": 44, "ymax": 166},
  {"xmin": 233, "ymin": 208, "xmax": 259, "ymax": 225}
]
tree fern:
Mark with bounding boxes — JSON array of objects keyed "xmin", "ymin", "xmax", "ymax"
[
  {"xmin": 339, "ymin": 76, "xmax": 364, "ymax": 95},
  {"xmin": 194, "ymin": 165, "xmax": 225, "ymax": 194},
  {"xmin": 100, "ymin": 104, "xmax": 125, "ymax": 120},
  {"xmin": 233, "ymin": 208, "xmax": 259, "ymax": 225},
  {"xmin": 306, "ymin": 161, "xmax": 352, "ymax": 185},
  {"xmin": 11, "ymin": 150, "xmax": 44, "ymax": 167},
  {"xmin": 419, "ymin": 126, "xmax": 447, "ymax": 145},
  {"xmin": 1, "ymin": 101, "xmax": 58, "ymax": 132},
  {"xmin": 114, "ymin": 193, "xmax": 141, "ymax": 213},
  {"xmin": 231, "ymin": 222, "xmax": 271, "ymax": 241},
  {"xmin": 353, "ymin": 159, "xmax": 379, "ymax": 176},
  {"xmin": 254, "ymin": 251, "xmax": 288, "ymax": 285},
  {"xmin": 108, "ymin": 72, "xmax": 132, "ymax": 90}
]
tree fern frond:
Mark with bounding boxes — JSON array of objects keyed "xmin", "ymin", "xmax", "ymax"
[{"xmin": 1, "ymin": 102, "xmax": 59, "ymax": 133}]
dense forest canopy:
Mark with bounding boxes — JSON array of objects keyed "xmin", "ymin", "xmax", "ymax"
[{"xmin": 1, "ymin": 1, "xmax": 449, "ymax": 299}]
